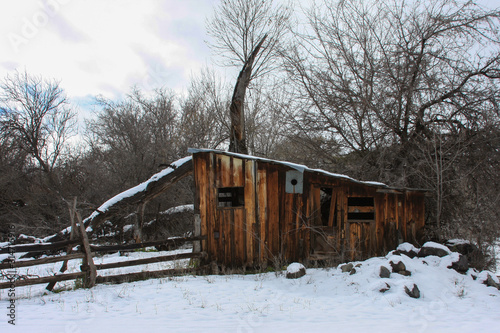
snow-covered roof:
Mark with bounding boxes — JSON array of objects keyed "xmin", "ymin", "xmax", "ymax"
[{"xmin": 188, "ymin": 148, "xmax": 409, "ymax": 190}]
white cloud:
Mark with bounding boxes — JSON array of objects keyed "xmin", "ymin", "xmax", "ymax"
[{"xmin": 0, "ymin": 0, "xmax": 217, "ymax": 114}]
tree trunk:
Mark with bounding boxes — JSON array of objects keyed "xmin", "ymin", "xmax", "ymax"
[{"xmin": 228, "ymin": 34, "xmax": 267, "ymax": 154}]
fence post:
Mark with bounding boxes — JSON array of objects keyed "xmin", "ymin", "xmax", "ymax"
[
  {"xmin": 76, "ymin": 211, "xmax": 97, "ymax": 288},
  {"xmin": 46, "ymin": 197, "xmax": 80, "ymax": 291}
]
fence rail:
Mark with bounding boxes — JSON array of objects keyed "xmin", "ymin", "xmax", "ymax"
[{"xmin": 0, "ymin": 238, "xmax": 205, "ymax": 290}]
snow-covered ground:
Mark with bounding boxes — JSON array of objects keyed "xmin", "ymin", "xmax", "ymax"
[{"xmin": 1, "ymin": 245, "xmax": 500, "ymax": 333}]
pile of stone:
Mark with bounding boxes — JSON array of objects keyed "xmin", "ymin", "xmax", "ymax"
[{"xmin": 339, "ymin": 241, "xmax": 500, "ymax": 299}]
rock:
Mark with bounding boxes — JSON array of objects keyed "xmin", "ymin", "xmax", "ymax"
[
  {"xmin": 445, "ymin": 240, "xmax": 484, "ymax": 270},
  {"xmin": 379, "ymin": 266, "xmax": 391, "ymax": 278},
  {"xmin": 485, "ymin": 274, "xmax": 500, "ymax": 290},
  {"xmin": 417, "ymin": 246, "xmax": 450, "ymax": 258},
  {"xmin": 390, "ymin": 261, "xmax": 406, "ymax": 273},
  {"xmin": 449, "ymin": 254, "xmax": 469, "ymax": 274},
  {"xmin": 340, "ymin": 263, "xmax": 354, "ymax": 273},
  {"xmin": 395, "ymin": 243, "xmax": 419, "ymax": 258},
  {"xmin": 355, "ymin": 263, "xmax": 362, "ymax": 268},
  {"xmin": 399, "ymin": 270, "xmax": 412, "ymax": 276},
  {"xmin": 393, "ymin": 249, "xmax": 418, "ymax": 259},
  {"xmin": 349, "ymin": 268, "xmax": 357, "ymax": 275},
  {"xmin": 445, "ymin": 240, "xmax": 477, "ymax": 256},
  {"xmin": 286, "ymin": 263, "xmax": 306, "ymax": 279},
  {"xmin": 379, "ymin": 283, "xmax": 391, "ymax": 293},
  {"xmin": 404, "ymin": 284, "xmax": 421, "ymax": 298}
]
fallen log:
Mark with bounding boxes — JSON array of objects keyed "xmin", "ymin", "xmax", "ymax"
[
  {"xmin": 83, "ymin": 156, "xmax": 193, "ymax": 231},
  {"xmin": 41, "ymin": 156, "xmax": 194, "ymax": 243}
]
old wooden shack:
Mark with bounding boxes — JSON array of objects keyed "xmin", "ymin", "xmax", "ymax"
[{"xmin": 189, "ymin": 149, "xmax": 426, "ymax": 267}]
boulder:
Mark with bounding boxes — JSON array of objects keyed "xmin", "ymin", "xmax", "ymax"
[
  {"xmin": 417, "ymin": 246, "xmax": 450, "ymax": 258},
  {"xmin": 389, "ymin": 260, "xmax": 411, "ymax": 276},
  {"xmin": 445, "ymin": 240, "xmax": 484, "ymax": 270},
  {"xmin": 399, "ymin": 270, "xmax": 412, "ymax": 276},
  {"xmin": 404, "ymin": 284, "xmax": 421, "ymax": 299},
  {"xmin": 449, "ymin": 254, "xmax": 469, "ymax": 274},
  {"xmin": 445, "ymin": 240, "xmax": 477, "ymax": 256},
  {"xmin": 390, "ymin": 261, "xmax": 406, "ymax": 273},
  {"xmin": 379, "ymin": 283, "xmax": 391, "ymax": 293},
  {"xmin": 485, "ymin": 274, "xmax": 500, "ymax": 290},
  {"xmin": 392, "ymin": 249, "xmax": 418, "ymax": 258},
  {"xmin": 286, "ymin": 263, "xmax": 306, "ymax": 279},
  {"xmin": 379, "ymin": 266, "xmax": 391, "ymax": 278},
  {"xmin": 340, "ymin": 263, "xmax": 354, "ymax": 273},
  {"xmin": 349, "ymin": 268, "xmax": 357, "ymax": 275}
]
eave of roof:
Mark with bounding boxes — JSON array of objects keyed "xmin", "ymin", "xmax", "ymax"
[{"xmin": 187, "ymin": 148, "xmax": 430, "ymax": 193}]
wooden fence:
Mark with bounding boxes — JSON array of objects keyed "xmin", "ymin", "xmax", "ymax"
[{"xmin": 0, "ymin": 203, "xmax": 205, "ymax": 290}]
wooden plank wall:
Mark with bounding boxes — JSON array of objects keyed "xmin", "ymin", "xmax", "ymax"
[{"xmin": 193, "ymin": 151, "xmax": 426, "ymax": 267}]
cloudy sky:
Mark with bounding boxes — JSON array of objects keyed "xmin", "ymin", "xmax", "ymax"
[
  {"xmin": 0, "ymin": 0, "xmax": 220, "ymax": 117},
  {"xmin": 0, "ymin": 0, "xmax": 498, "ymax": 120}
]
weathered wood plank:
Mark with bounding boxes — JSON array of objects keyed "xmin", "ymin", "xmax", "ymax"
[
  {"xmin": 244, "ymin": 160, "xmax": 256, "ymax": 265},
  {"xmin": 267, "ymin": 168, "xmax": 280, "ymax": 260},
  {"xmin": 257, "ymin": 167, "xmax": 267, "ymax": 263},
  {"xmin": 0, "ymin": 239, "xmax": 81, "ymax": 255},
  {"xmin": 0, "ymin": 253, "xmax": 88, "ymax": 270},
  {"xmin": 348, "ymin": 206, "xmax": 376, "ymax": 213},
  {"xmin": 233, "ymin": 208, "xmax": 245, "ymax": 266},
  {"xmin": 76, "ymin": 211, "xmax": 97, "ymax": 288},
  {"xmin": 0, "ymin": 272, "xmax": 86, "ymax": 289},
  {"xmin": 95, "ymin": 268, "xmax": 196, "ymax": 285},
  {"xmin": 89, "ymin": 236, "xmax": 206, "ymax": 253},
  {"xmin": 95, "ymin": 252, "xmax": 204, "ymax": 270}
]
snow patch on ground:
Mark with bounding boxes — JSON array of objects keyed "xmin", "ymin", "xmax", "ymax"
[{"xmin": 1, "ymin": 245, "xmax": 500, "ymax": 332}]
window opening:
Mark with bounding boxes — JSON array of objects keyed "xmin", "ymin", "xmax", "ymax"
[
  {"xmin": 217, "ymin": 187, "xmax": 244, "ymax": 208},
  {"xmin": 347, "ymin": 197, "xmax": 375, "ymax": 221},
  {"xmin": 320, "ymin": 188, "xmax": 333, "ymax": 227}
]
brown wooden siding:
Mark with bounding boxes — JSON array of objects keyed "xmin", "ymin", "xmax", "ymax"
[{"xmin": 193, "ymin": 151, "xmax": 426, "ymax": 267}]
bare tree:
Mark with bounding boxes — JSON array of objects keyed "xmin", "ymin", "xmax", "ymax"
[
  {"xmin": 0, "ymin": 71, "xmax": 76, "ymax": 176},
  {"xmin": 206, "ymin": 0, "xmax": 292, "ymax": 80},
  {"xmin": 0, "ymin": 71, "xmax": 77, "ymax": 236},
  {"xmin": 282, "ymin": 0, "xmax": 500, "ymax": 153},
  {"xmin": 86, "ymin": 88, "xmax": 179, "ymax": 187},
  {"xmin": 179, "ymin": 68, "xmax": 230, "ymax": 151},
  {"xmin": 207, "ymin": 0, "xmax": 292, "ymax": 154},
  {"xmin": 278, "ymin": 0, "xmax": 500, "ymax": 244}
]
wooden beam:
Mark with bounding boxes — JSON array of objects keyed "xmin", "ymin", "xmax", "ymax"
[
  {"xmin": 77, "ymin": 211, "xmax": 97, "ymax": 288},
  {"xmin": 47, "ymin": 197, "xmax": 80, "ymax": 291},
  {"xmin": 85, "ymin": 158, "xmax": 193, "ymax": 231},
  {"xmin": 0, "ymin": 253, "xmax": 89, "ymax": 270},
  {"xmin": 95, "ymin": 267, "xmax": 196, "ymax": 285},
  {"xmin": 90, "ymin": 235, "xmax": 206, "ymax": 253},
  {"xmin": 0, "ymin": 272, "xmax": 85, "ymax": 289},
  {"xmin": 95, "ymin": 252, "xmax": 204, "ymax": 270},
  {"xmin": 0, "ymin": 239, "xmax": 80, "ymax": 254}
]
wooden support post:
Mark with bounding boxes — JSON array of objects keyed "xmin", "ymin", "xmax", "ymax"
[
  {"xmin": 46, "ymin": 198, "xmax": 80, "ymax": 291},
  {"xmin": 76, "ymin": 211, "xmax": 97, "ymax": 288}
]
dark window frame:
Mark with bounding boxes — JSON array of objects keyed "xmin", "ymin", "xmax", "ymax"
[{"xmin": 217, "ymin": 187, "xmax": 245, "ymax": 208}]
